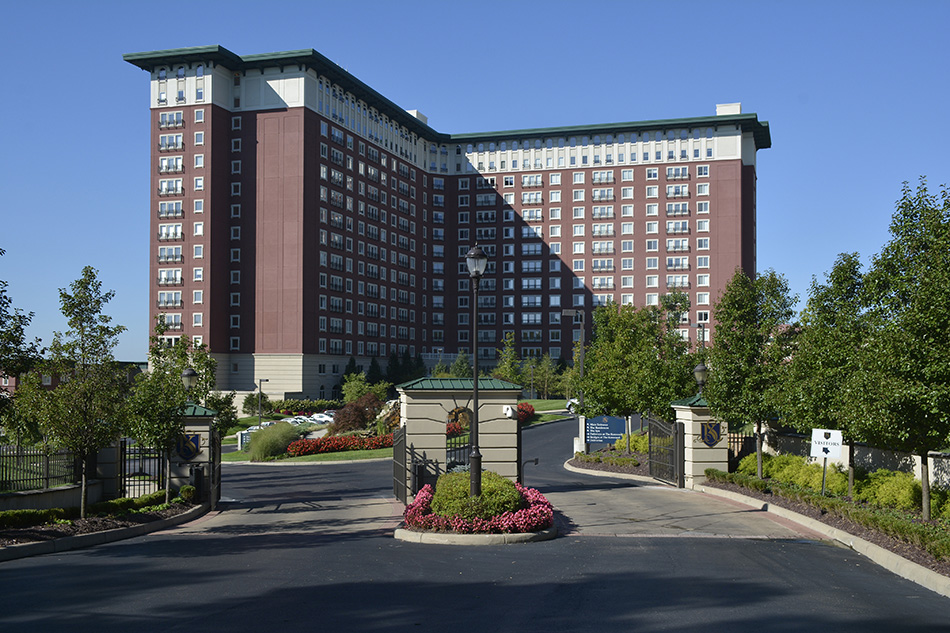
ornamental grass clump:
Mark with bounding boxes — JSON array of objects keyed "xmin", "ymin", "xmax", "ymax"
[
  {"xmin": 431, "ymin": 471, "xmax": 524, "ymax": 521},
  {"xmin": 248, "ymin": 422, "xmax": 300, "ymax": 461}
]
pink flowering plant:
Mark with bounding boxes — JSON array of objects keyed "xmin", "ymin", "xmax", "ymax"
[{"xmin": 403, "ymin": 472, "xmax": 553, "ymax": 534}]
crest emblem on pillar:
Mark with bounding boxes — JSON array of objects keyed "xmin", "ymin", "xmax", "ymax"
[
  {"xmin": 176, "ymin": 433, "xmax": 201, "ymax": 460},
  {"xmin": 700, "ymin": 421, "xmax": 722, "ymax": 448}
]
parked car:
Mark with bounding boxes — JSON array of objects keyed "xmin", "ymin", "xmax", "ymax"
[
  {"xmin": 566, "ymin": 398, "xmax": 579, "ymax": 414},
  {"xmin": 309, "ymin": 413, "xmax": 334, "ymax": 424}
]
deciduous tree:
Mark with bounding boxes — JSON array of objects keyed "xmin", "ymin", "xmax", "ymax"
[
  {"xmin": 26, "ymin": 267, "xmax": 129, "ymax": 517},
  {"xmin": 859, "ymin": 179, "xmax": 950, "ymax": 519},
  {"xmin": 774, "ymin": 253, "xmax": 866, "ymax": 494},
  {"xmin": 705, "ymin": 268, "xmax": 797, "ymax": 478}
]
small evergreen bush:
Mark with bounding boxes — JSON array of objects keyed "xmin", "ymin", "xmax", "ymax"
[
  {"xmin": 854, "ymin": 469, "xmax": 921, "ymax": 511},
  {"xmin": 613, "ymin": 432, "xmax": 649, "ymax": 454},
  {"xmin": 430, "ymin": 471, "xmax": 525, "ymax": 521},
  {"xmin": 178, "ymin": 485, "xmax": 197, "ymax": 502},
  {"xmin": 248, "ymin": 422, "xmax": 300, "ymax": 461}
]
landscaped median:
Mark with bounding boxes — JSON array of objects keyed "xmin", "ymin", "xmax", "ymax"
[{"xmin": 394, "ymin": 471, "xmax": 557, "ymax": 545}]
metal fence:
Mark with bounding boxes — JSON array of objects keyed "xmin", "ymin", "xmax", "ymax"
[
  {"xmin": 728, "ymin": 432, "xmax": 756, "ymax": 471},
  {"xmin": 0, "ymin": 445, "xmax": 81, "ymax": 492},
  {"xmin": 119, "ymin": 439, "xmax": 166, "ymax": 499}
]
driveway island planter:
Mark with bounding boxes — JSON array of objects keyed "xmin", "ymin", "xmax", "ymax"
[{"xmin": 394, "ymin": 483, "xmax": 556, "ymax": 545}]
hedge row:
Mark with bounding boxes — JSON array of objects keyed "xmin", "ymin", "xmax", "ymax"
[
  {"xmin": 286, "ymin": 433, "xmax": 394, "ymax": 457},
  {"xmin": 705, "ymin": 468, "xmax": 950, "ymax": 561},
  {"xmin": 0, "ymin": 489, "xmax": 172, "ymax": 530}
]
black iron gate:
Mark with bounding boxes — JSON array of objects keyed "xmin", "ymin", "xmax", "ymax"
[
  {"xmin": 648, "ymin": 416, "xmax": 684, "ymax": 488},
  {"xmin": 119, "ymin": 439, "xmax": 166, "ymax": 499},
  {"xmin": 446, "ymin": 433, "xmax": 470, "ymax": 471}
]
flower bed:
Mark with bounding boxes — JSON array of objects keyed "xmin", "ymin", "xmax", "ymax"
[
  {"xmin": 286, "ymin": 433, "xmax": 394, "ymax": 457},
  {"xmin": 404, "ymin": 483, "xmax": 553, "ymax": 534}
]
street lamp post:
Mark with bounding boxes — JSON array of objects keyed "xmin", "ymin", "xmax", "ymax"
[
  {"xmin": 466, "ymin": 245, "xmax": 488, "ymax": 497},
  {"xmin": 693, "ymin": 361, "xmax": 708, "ymax": 396},
  {"xmin": 257, "ymin": 378, "xmax": 269, "ymax": 428},
  {"xmin": 561, "ymin": 309, "xmax": 585, "ymax": 410}
]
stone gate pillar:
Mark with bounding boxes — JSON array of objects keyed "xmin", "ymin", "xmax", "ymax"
[{"xmin": 672, "ymin": 394, "xmax": 728, "ymax": 489}]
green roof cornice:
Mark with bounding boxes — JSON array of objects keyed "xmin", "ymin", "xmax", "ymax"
[
  {"xmin": 397, "ymin": 377, "xmax": 522, "ymax": 391},
  {"xmin": 124, "ymin": 45, "xmax": 771, "ymax": 150}
]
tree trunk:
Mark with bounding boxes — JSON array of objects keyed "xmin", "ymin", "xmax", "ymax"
[
  {"xmin": 847, "ymin": 438, "xmax": 855, "ymax": 498},
  {"xmin": 755, "ymin": 420, "xmax": 763, "ymax": 479},
  {"xmin": 921, "ymin": 450, "xmax": 931, "ymax": 521}
]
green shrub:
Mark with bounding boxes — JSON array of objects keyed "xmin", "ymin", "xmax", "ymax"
[
  {"xmin": 736, "ymin": 452, "xmax": 765, "ymax": 476},
  {"xmin": 0, "ymin": 507, "xmax": 73, "ymax": 529},
  {"xmin": 178, "ymin": 485, "xmax": 197, "ymax": 502},
  {"xmin": 854, "ymin": 469, "xmax": 921, "ymax": 511},
  {"xmin": 613, "ymin": 432, "xmax": 649, "ymax": 454},
  {"xmin": 248, "ymin": 422, "xmax": 300, "ymax": 461},
  {"xmin": 430, "ymin": 471, "xmax": 525, "ymax": 521}
]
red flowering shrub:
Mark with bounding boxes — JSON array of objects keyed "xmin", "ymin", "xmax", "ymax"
[
  {"xmin": 286, "ymin": 433, "xmax": 394, "ymax": 457},
  {"xmin": 403, "ymin": 482, "xmax": 553, "ymax": 534},
  {"xmin": 446, "ymin": 422, "xmax": 464, "ymax": 437},
  {"xmin": 517, "ymin": 402, "xmax": 535, "ymax": 425}
]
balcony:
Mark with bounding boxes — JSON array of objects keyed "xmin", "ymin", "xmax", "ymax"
[
  {"xmin": 157, "ymin": 209, "xmax": 183, "ymax": 219},
  {"xmin": 157, "ymin": 232, "xmax": 185, "ymax": 241},
  {"xmin": 157, "ymin": 277, "xmax": 183, "ymax": 286},
  {"xmin": 158, "ymin": 119, "xmax": 184, "ymax": 130},
  {"xmin": 157, "ymin": 187, "xmax": 184, "ymax": 197},
  {"xmin": 158, "ymin": 143, "xmax": 184, "ymax": 152},
  {"xmin": 157, "ymin": 255, "xmax": 183, "ymax": 264},
  {"xmin": 156, "ymin": 300, "xmax": 183, "ymax": 308},
  {"xmin": 158, "ymin": 165, "xmax": 184, "ymax": 174}
]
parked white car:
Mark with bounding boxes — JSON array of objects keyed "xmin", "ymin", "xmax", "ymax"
[
  {"xmin": 566, "ymin": 398, "xmax": 580, "ymax": 414},
  {"xmin": 309, "ymin": 413, "xmax": 334, "ymax": 424}
]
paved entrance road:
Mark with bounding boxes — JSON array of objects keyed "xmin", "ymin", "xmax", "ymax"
[{"xmin": 0, "ymin": 418, "xmax": 946, "ymax": 632}]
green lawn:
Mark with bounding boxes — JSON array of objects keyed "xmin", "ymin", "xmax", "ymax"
[{"xmin": 520, "ymin": 398, "xmax": 567, "ymax": 412}]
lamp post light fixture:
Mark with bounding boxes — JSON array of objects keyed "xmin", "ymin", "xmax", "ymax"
[
  {"xmin": 181, "ymin": 367, "xmax": 198, "ymax": 402},
  {"xmin": 257, "ymin": 378, "xmax": 269, "ymax": 428},
  {"xmin": 693, "ymin": 361, "xmax": 708, "ymax": 396},
  {"xmin": 465, "ymin": 244, "xmax": 488, "ymax": 497}
]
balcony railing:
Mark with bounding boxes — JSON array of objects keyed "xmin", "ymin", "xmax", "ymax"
[
  {"xmin": 157, "ymin": 255, "xmax": 184, "ymax": 263},
  {"xmin": 158, "ymin": 165, "xmax": 184, "ymax": 174},
  {"xmin": 157, "ymin": 277, "xmax": 183, "ymax": 286},
  {"xmin": 158, "ymin": 143, "xmax": 184, "ymax": 152},
  {"xmin": 157, "ymin": 188, "xmax": 184, "ymax": 197},
  {"xmin": 157, "ymin": 232, "xmax": 185, "ymax": 241},
  {"xmin": 156, "ymin": 300, "xmax": 183, "ymax": 308},
  {"xmin": 158, "ymin": 119, "xmax": 184, "ymax": 129}
]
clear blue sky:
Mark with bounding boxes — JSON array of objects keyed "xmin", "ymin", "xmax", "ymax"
[{"xmin": 1, "ymin": 0, "xmax": 946, "ymax": 361}]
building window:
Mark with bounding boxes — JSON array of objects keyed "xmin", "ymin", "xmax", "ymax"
[
  {"xmin": 231, "ymin": 204, "xmax": 241, "ymax": 218},
  {"xmin": 194, "ymin": 222, "xmax": 203, "ymax": 236},
  {"xmin": 194, "ymin": 177, "xmax": 204, "ymax": 191},
  {"xmin": 697, "ymin": 183, "xmax": 710, "ymax": 195},
  {"xmin": 195, "ymin": 109, "xmax": 204, "ymax": 123},
  {"xmin": 193, "ymin": 313, "xmax": 203, "ymax": 327},
  {"xmin": 232, "ymin": 116, "xmax": 241, "ymax": 130},
  {"xmin": 231, "ymin": 227, "xmax": 241, "ymax": 240},
  {"xmin": 230, "ymin": 248, "xmax": 241, "ymax": 262},
  {"xmin": 230, "ymin": 293, "xmax": 240, "ymax": 306},
  {"xmin": 195, "ymin": 132, "xmax": 204, "ymax": 146},
  {"xmin": 193, "ymin": 245, "xmax": 203, "ymax": 259},
  {"xmin": 193, "ymin": 290, "xmax": 203, "ymax": 304},
  {"xmin": 230, "ymin": 337, "xmax": 240, "ymax": 350},
  {"xmin": 193, "ymin": 267, "xmax": 203, "ymax": 281},
  {"xmin": 195, "ymin": 154, "xmax": 204, "ymax": 168}
]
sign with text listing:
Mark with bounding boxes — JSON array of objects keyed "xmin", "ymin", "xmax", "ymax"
[{"xmin": 586, "ymin": 416, "xmax": 626, "ymax": 444}]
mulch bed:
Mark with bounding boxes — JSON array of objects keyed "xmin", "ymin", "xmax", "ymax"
[
  {"xmin": 0, "ymin": 504, "xmax": 193, "ymax": 548},
  {"xmin": 569, "ymin": 453, "xmax": 950, "ymax": 579}
]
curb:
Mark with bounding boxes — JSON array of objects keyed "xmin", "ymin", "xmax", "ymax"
[
  {"xmin": 0, "ymin": 503, "xmax": 210, "ymax": 564},
  {"xmin": 696, "ymin": 485, "xmax": 950, "ymax": 599},
  {"xmin": 562, "ymin": 459, "xmax": 667, "ymax": 486},
  {"xmin": 393, "ymin": 525, "xmax": 557, "ymax": 546}
]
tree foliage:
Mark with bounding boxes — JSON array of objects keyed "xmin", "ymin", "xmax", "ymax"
[
  {"xmin": 858, "ymin": 180, "xmax": 950, "ymax": 519},
  {"xmin": 705, "ymin": 268, "xmax": 797, "ymax": 429},
  {"xmin": 773, "ymin": 253, "xmax": 866, "ymax": 493},
  {"xmin": 342, "ymin": 371, "xmax": 391, "ymax": 403},
  {"xmin": 0, "ymin": 248, "xmax": 44, "ymax": 418},
  {"xmin": 493, "ymin": 332, "xmax": 521, "ymax": 385},
  {"xmin": 22, "ymin": 266, "xmax": 129, "ymax": 517},
  {"xmin": 449, "ymin": 352, "xmax": 471, "ymax": 378},
  {"xmin": 583, "ymin": 296, "xmax": 695, "ymax": 421},
  {"xmin": 128, "ymin": 322, "xmax": 217, "ymax": 503}
]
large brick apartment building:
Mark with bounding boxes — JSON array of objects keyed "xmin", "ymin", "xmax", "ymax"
[{"xmin": 124, "ymin": 45, "xmax": 770, "ymax": 399}]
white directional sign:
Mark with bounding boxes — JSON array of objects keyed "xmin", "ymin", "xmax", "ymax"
[{"xmin": 810, "ymin": 429, "xmax": 843, "ymax": 459}]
